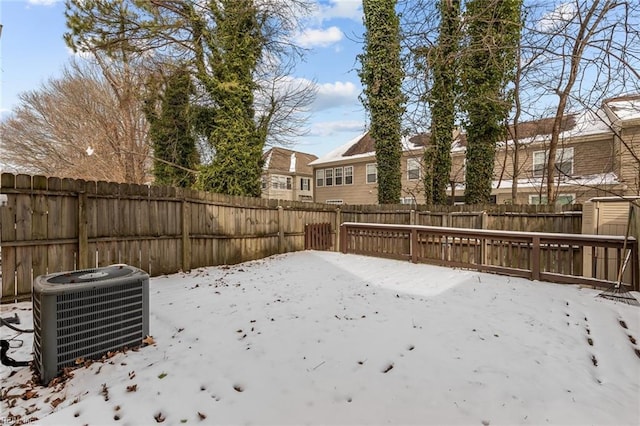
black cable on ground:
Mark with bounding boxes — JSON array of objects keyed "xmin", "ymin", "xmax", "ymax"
[{"xmin": 0, "ymin": 317, "xmax": 34, "ymax": 333}]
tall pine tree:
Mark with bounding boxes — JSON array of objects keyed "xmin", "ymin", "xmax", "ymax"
[
  {"xmin": 462, "ymin": 0, "xmax": 521, "ymax": 204},
  {"xmin": 359, "ymin": 0, "xmax": 405, "ymax": 204},
  {"xmin": 144, "ymin": 64, "xmax": 199, "ymax": 188}
]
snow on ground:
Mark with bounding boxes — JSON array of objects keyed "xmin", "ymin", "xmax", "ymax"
[{"xmin": 1, "ymin": 251, "xmax": 639, "ymax": 426}]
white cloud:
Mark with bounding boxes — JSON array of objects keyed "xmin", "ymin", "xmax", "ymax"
[
  {"xmin": 314, "ymin": 0, "xmax": 362, "ymax": 23},
  {"xmin": 538, "ymin": 2, "xmax": 577, "ymax": 31},
  {"xmin": 27, "ymin": 0, "xmax": 60, "ymax": 5},
  {"xmin": 309, "ymin": 119, "xmax": 365, "ymax": 137},
  {"xmin": 313, "ymin": 81, "xmax": 359, "ymax": 111},
  {"xmin": 295, "ymin": 26, "xmax": 343, "ymax": 48}
]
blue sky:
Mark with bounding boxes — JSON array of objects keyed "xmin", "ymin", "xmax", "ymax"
[{"xmin": 0, "ymin": 0, "xmax": 367, "ymax": 157}]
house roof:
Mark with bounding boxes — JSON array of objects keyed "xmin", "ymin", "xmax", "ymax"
[
  {"xmin": 309, "ymin": 132, "xmax": 442, "ymax": 166},
  {"xmin": 262, "ymin": 147, "xmax": 318, "ymax": 175},
  {"xmin": 311, "ymin": 100, "xmax": 637, "ymax": 167},
  {"xmin": 604, "ymin": 94, "xmax": 640, "ymax": 121}
]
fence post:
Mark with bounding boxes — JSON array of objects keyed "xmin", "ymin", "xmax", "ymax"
[
  {"xmin": 632, "ymin": 240, "xmax": 639, "ymax": 292},
  {"xmin": 278, "ymin": 205, "xmax": 285, "ymax": 254},
  {"xmin": 77, "ymin": 191, "xmax": 89, "ymax": 270},
  {"xmin": 532, "ymin": 236, "xmax": 540, "ymax": 281},
  {"xmin": 410, "ymin": 209, "xmax": 416, "ymax": 225},
  {"xmin": 334, "ymin": 207, "xmax": 341, "ymax": 251},
  {"xmin": 340, "ymin": 223, "xmax": 347, "ymax": 254},
  {"xmin": 181, "ymin": 196, "xmax": 191, "ymax": 272}
]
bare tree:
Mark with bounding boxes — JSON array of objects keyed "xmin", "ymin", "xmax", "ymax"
[
  {"xmin": 0, "ymin": 59, "xmax": 150, "ymax": 183},
  {"xmin": 523, "ymin": 0, "xmax": 640, "ymax": 203}
]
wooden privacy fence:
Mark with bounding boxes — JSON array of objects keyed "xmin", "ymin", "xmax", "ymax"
[
  {"xmin": 341, "ymin": 204, "xmax": 582, "ymax": 233},
  {"xmin": 0, "ymin": 173, "xmax": 593, "ymax": 302},
  {"xmin": 0, "ymin": 174, "xmax": 338, "ymax": 302},
  {"xmin": 340, "ymin": 222, "xmax": 639, "ymax": 291}
]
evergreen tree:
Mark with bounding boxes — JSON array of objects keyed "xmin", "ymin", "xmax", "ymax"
[
  {"xmin": 359, "ymin": 0, "xmax": 405, "ymax": 204},
  {"xmin": 144, "ymin": 64, "xmax": 199, "ymax": 188},
  {"xmin": 462, "ymin": 0, "xmax": 521, "ymax": 204},
  {"xmin": 427, "ymin": 0, "xmax": 461, "ymax": 205}
]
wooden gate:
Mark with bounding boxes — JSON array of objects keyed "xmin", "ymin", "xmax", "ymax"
[{"xmin": 305, "ymin": 223, "xmax": 332, "ymax": 250}]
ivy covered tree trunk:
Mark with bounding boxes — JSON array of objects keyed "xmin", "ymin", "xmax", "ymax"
[
  {"xmin": 429, "ymin": 0, "xmax": 461, "ymax": 205},
  {"xmin": 195, "ymin": 0, "xmax": 265, "ymax": 196},
  {"xmin": 144, "ymin": 64, "xmax": 199, "ymax": 188},
  {"xmin": 422, "ymin": 145, "xmax": 435, "ymax": 205},
  {"xmin": 359, "ymin": 0, "xmax": 405, "ymax": 204},
  {"xmin": 462, "ymin": 0, "xmax": 521, "ymax": 204}
]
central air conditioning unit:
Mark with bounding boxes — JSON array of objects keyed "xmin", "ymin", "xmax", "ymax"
[{"xmin": 33, "ymin": 264, "xmax": 149, "ymax": 384}]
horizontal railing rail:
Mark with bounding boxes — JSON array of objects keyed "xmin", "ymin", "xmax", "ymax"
[{"xmin": 340, "ymin": 222, "xmax": 639, "ymax": 291}]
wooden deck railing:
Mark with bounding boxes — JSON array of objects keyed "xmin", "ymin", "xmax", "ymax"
[{"xmin": 340, "ymin": 222, "xmax": 639, "ymax": 291}]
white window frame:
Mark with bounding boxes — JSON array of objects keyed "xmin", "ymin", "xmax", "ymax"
[
  {"xmin": 325, "ymin": 168, "xmax": 333, "ymax": 186},
  {"xmin": 316, "ymin": 169, "xmax": 324, "ymax": 187},
  {"xmin": 400, "ymin": 197, "xmax": 417, "ymax": 206},
  {"xmin": 344, "ymin": 166, "xmax": 353, "ymax": 185},
  {"xmin": 300, "ymin": 177, "xmax": 310, "ymax": 191},
  {"xmin": 270, "ymin": 175, "xmax": 291, "ymax": 190},
  {"xmin": 334, "ymin": 167, "xmax": 343, "ymax": 185},
  {"xmin": 366, "ymin": 163, "xmax": 377, "ymax": 184},
  {"xmin": 533, "ymin": 147, "xmax": 574, "ymax": 178},
  {"xmin": 407, "ymin": 158, "xmax": 420, "ymax": 181},
  {"xmin": 325, "ymin": 199, "xmax": 344, "ymax": 205}
]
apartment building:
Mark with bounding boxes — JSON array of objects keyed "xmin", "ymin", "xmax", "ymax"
[
  {"xmin": 311, "ymin": 95, "xmax": 640, "ymax": 205},
  {"xmin": 261, "ymin": 147, "xmax": 318, "ymax": 202}
]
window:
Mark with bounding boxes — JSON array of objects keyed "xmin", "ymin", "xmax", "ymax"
[
  {"xmin": 366, "ymin": 163, "xmax": 377, "ymax": 184},
  {"xmin": 326, "ymin": 199, "xmax": 344, "ymax": 205},
  {"xmin": 407, "ymin": 158, "xmax": 420, "ymax": 181},
  {"xmin": 529, "ymin": 194, "xmax": 575, "ymax": 205},
  {"xmin": 300, "ymin": 178, "xmax": 310, "ymax": 191},
  {"xmin": 344, "ymin": 166, "xmax": 353, "ymax": 185},
  {"xmin": 286, "ymin": 177, "xmax": 292, "ymax": 190},
  {"xmin": 556, "ymin": 147, "xmax": 574, "ymax": 176},
  {"xmin": 533, "ymin": 148, "xmax": 574, "ymax": 178},
  {"xmin": 400, "ymin": 197, "xmax": 416, "ymax": 206},
  {"xmin": 325, "ymin": 168, "xmax": 333, "ymax": 186},
  {"xmin": 261, "ymin": 176, "xmax": 267, "ymax": 190},
  {"xmin": 271, "ymin": 175, "xmax": 291, "ymax": 190},
  {"xmin": 334, "ymin": 167, "xmax": 343, "ymax": 185},
  {"xmin": 316, "ymin": 170, "xmax": 324, "ymax": 187}
]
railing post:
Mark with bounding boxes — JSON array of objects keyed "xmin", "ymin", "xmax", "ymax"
[
  {"xmin": 411, "ymin": 227, "xmax": 418, "ymax": 263},
  {"xmin": 340, "ymin": 223, "xmax": 347, "ymax": 254},
  {"xmin": 334, "ymin": 208, "xmax": 341, "ymax": 251},
  {"xmin": 632, "ymin": 240, "xmax": 639, "ymax": 291},
  {"xmin": 532, "ymin": 236, "xmax": 540, "ymax": 281}
]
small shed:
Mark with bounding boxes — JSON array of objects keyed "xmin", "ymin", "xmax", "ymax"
[{"xmin": 582, "ymin": 196, "xmax": 640, "ymax": 284}]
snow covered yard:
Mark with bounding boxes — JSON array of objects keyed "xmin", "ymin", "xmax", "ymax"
[{"xmin": 1, "ymin": 251, "xmax": 639, "ymax": 426}]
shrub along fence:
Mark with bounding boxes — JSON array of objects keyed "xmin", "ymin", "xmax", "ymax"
[{"xmin": 1, "ymin": 173, "xmax": 587, "ymax": 302}]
